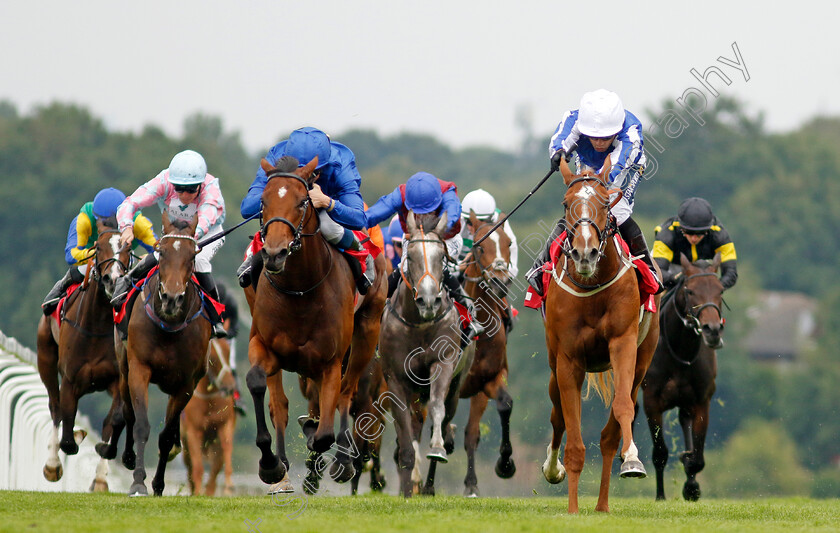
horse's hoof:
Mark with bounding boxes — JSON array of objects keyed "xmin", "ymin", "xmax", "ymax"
[
  {"xmin": 167, "ymin": 444, "xmax": 181, "ymax": 462},
  {"xmin": 426, "ymin": 447, "xmax": 448, "ymax": 463},
  {"xmin": 683, "ymin": 480, "xmax": 701, "ymax": 501},
  {"xmin": 122, "ymin": 450, "xmax": 136, "ymax": 471},
  {"xmin": 128, "ymin": 483, "xmax": 148, "ymax": 497},
  {"xmin": 444, "ymin": 424, "xmax": 456, "ymax": 454},
  {"xmin": 495, "ymin": 456, "xmax": 516, "ymax": 479},
  {"xmin": 43, "ymin": 463, "xmax": 63, "ymax": 482},
  {"xmin": 419, "ymin": 485, "xmax": 435, "ymax": 497},
  {"xmin": 464, "ymin": 486, "xmax": 479, "ymax": 498},
  {"xmin": 330, "ymin": 460, "xmax": 356, "ymax": 483},
  {"xmin": 92, "ymin": 480, "xmax": 109, "ymax": 493},
  {"xmin": 310, "ymin": 433, "xmax": 335, "ymax": 454},
  {"xmin": 541, "ymin": 462, "xmax": 566, "ymax": 484},
  {"xmin": 620, "ymin": 458, "xmax": 647, "ymax": 478},
  {"xmin": 297, "ymin": 415, "xmax": 318, "ymax": 438},
  {"xmin": 60, "ymin": 440, "xmax": 79, "ymax": 456},
  {"xmin": 258, "ymin": 458, "xmax": 287, "ymax": 485},
  {"xmin": 370, "ymin": 475, "xmax": 386, "ymax": 492},
  {"xmin": 73, "ymin": 428, "xmax": 88, "ymax": 445},
  {"xmin": 268, "ymin": 473, "xmax": 295, "ymax": 494},
  {"xmin": 95, "ymin": 442, "xmax": 116, "ymax": 460}
]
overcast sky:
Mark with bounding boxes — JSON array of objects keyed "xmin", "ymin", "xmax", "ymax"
[{"xmin": 2, "ymin": 1, "xmax": 837, "ymax": 154}]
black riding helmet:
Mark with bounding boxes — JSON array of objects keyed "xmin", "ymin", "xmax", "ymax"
[{"xmin": 677, "ymin": 197, "xmax": 715, "ymax": 232}]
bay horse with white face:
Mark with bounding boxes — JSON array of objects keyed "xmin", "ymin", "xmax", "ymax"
[
  {"xmin": 36, "ymin": 218, "xmax": 130, "ymax": 491},
  {"xmin": 106, "ymin": 212, "xmax": 212, "ymax": 496},
  {"xmin": 245, "ymin": 156, "xmax": 387, "ymax": 491},
  {"xmin": 642, "ymin": 253, "xmax": 725, "ymax": 501},
  {"xmin": 541, "ymin": 157, "xmax": 660, "ymax": 513},
  {"xmin": 458, "ymin": 210, "xmax": 515, "ymax": 497}
]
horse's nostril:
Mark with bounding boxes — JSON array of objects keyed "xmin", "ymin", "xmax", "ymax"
[{"xmin": 570, "ymin": 249, "xmax": 581, "ymax": 262}]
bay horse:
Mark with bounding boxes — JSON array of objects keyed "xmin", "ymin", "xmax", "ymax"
[
  {"xmin": 181, "ymin": 337, "xmax": 237, "ymax": 496},
  {"xmin": 378, "ymin": 211, "xmax": 475, "ymax": 498},
  {"xmin": 458, "ymin": 210, "xmax": 515, "ymax": 497},
  {"xmin": 541, "ymin": 157, "xmax": 660, "ymax": 513},
  {"xmin": 36, "ymin": 218, "xmax": 131, "ymax": 491},
  {"xmin": 111, "ymin": 212, "xmax": 213, "ymax": 496},
  {"xmin": 641, "ymin": 253, "xmax": 725, "ymax": 501},
  {"xmin": 245, "ymin": 156, "xmax": 387, "ymax": 492}
]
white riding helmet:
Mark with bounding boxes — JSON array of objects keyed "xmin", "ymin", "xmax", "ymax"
[
  {"xmin": 577, "ymin": 89, "xmax": 625, "ymax": 137},
  {"xmin": 167, "ymin": 150, "xmax": 207, "ymax": 185},
  {"xmin": 461, "ymin": 189, "xmax": 497, "ymax": 220}
]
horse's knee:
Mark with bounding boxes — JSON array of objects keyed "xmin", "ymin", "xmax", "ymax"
[
  {"xmin": 565, "ymin": 443, "xmax": 586, "ymax": 472},
  {"xmin": 397, "ymin": 446, "xmax": 415, "ymax": 471},
  {"xmin": 246, "ymin": 366, "xmax": 267, "ymax": 394},
  {"xmin": 496, "ymin": 391, "xmax": 513, "ymax": 415}
]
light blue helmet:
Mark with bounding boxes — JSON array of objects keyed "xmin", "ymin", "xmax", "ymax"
[
  {"xmin": 404, "ymin": 172, "xmax": 442, "ymax": 214},
  {"xmin": 92, "ymin": 188, "xmax": 126, "ymax": 218},
  {"xmin": 167, "ymin": 150, "xmax": 207, "ymax": 185},
  {"xmin": 284, "ymin": 127, "xmax": 331, "ymax": 170}
]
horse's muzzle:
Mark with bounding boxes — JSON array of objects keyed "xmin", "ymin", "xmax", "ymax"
[
  {"xmin": 262, "ymin": 246, "xmax": 289, "ymax": 274},
  {"xmin": 701, "ymin": 323, "xmax": 724, "ymax": 349},
  {"xmin": 159, "ymin": 290, "xmax": 185, "ymax": 319}
]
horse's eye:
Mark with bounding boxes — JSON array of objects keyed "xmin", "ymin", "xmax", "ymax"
[{"xmin": 684, "ymin": 288, "xmax": 694, "ymax": 296}]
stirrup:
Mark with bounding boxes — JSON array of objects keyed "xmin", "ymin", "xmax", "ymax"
[
  {"xmin": 212, "ymin": 323, "xmax": 228, "ymax": 339},
  {"xmin": 236, "ymin": 258, "xmax": 253, "ymax": 288}
]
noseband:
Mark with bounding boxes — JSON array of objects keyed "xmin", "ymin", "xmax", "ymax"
[
  {"xmin": 259, "ymin": 171, "xmax": 320, "ymax": 254},
  {"xmin": 93, "ymin": 228, "xmax": 131, "ymax": 282},
  {"xmin": 561, "ymin": 176, "xmax": 617, "ymax": 261},
  {"xmin": 400, "ymin": 228, "xmax": 445, "ymax": 301},
  {"xmin": 675, "ymin": 272, "xmax": 724, "ymax": 336}
]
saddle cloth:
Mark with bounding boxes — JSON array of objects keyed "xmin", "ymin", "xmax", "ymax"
[
  {"xmin": 524, "ymin": 231, "xmax": 658, "ymax": 312},
  {"xmin": 50, "ymin": 283, "xmax": 82, "ymax": 327}
]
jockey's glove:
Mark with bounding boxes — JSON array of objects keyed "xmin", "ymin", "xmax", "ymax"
[{"xmin": 550, "ymin": 150, "xmax": 567, "ymax": 172}]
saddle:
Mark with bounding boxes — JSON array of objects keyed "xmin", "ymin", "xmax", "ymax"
[
  {"xmin": 524, "ymin": 231, "xmax": 658, "ymax": 312},
  {"xmin": 50, "ymin": 283, "xmax": 82, "ymax": 328}
]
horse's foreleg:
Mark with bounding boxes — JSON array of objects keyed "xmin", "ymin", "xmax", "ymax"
[
  {"xmin": 246, "ymin": 338, "xmax": 286, "ymax": 485},
  {"xmin": 553, "ymin": 358, "xmax": 585, "ymax": 514},
  {"xmin": 426, "ymin": 362, "xmax": 452, "ymax": 462},
  {"xmin": 542, "ymin": 369, "xmax": 567, "ymax": 485},
  {"xmin": 267, "ymin": 372, "xmax": 289, "ymax": 471},
  {"xmin": 221, "ymin": 415, "xmax": 236, "ymax": 497},
  {"xmin": 644, "ymin": 398, "xmax": 669, "ymax": 501},
  {"xmin": 58, "ymin": 379, "xmax": 81, "ymax": 455},
  {"xmin": 183, "ymin": 419, "xmax": 204, "ymax": 495},
  {"xmin": 463, "ymin": 393, "xmax": 488, "ymax": 497},
  {"xmin": 492, "ymin": 377, "xmax": 516, "ymax": 480},
  {"xmin": 150, "ymin": 390, "xmax": 190, "ymax": 496},
  {"xmin": 384, "ymin": 378, "xmax": 415, "ymax": 498},
  {"xmin": 206, "ymin": 441, "xmax": 222, "ymax": 497},
  {"xmin": 682, "ymin": 401, "xmax": 710, "ymax": 501},
  {"xmin": 311, "ymin": 361, "xmax": 340, "ymax": 454},
  {"xmin": 596, "ymin": 410, "xmax": 622, "ymax": 512},
  {"xmin": 118, "ymin": 371, "xmax": 136, "ymax": 471},
  {"xmin": 127, "ymin": 360, "xmax": 152, "ymax": 496},
  {"xmin": 609, "ymin": 335, "xmax": 645, "ymax": 476},
  {"xmin": 37, "ymin": 322, "xmax": 63, "ymax": 481}
]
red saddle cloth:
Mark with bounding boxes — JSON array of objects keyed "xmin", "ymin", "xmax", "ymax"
[
  {"xmin": 524, "ymin": 231, "xmax": 657, "ymax": 312},
  {"xmin": 247, "ymin": 230, "xmax": 381, "ymax": 274},
  {"xmin": 51, "ymin": 283, "xmax": 82, "ymax": 327},
  {"xmin": 112, "ymin": 266, "xmax": 225, "ymax": 326}
]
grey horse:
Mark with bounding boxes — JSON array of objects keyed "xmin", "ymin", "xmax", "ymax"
[{"xmin": 378, "ymin": 211, "xmax": 475, "ymax": 498}]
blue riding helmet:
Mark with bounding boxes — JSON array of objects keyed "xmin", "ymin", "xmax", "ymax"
[
  {"xmin": 388, "ymin": 215, "xmax": 403, "ymax": 243},
  {"xmin": 284, "ymin": 127, "xmax": 331, "ymax": 170},
  {"xmin": 404, "ymin": 172, "xmax": 443, "ymax": 214},
  {"xmin": 92, "ymin": 187, "xmax": 126, "ymax": 218}
]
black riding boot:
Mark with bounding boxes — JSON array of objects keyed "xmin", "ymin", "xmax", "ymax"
[
  {"xmin": 42, "ymin": 267, "xmax": 85, "ymax": 315},
  {"xmin": 110, "ymin": 253, "xmax": 158, "ymax": 309},
  {"xmin": 237, "ymin": 254, "xmax": 254, "ymax": 288},
  {"xmin": 618, "ymin": 217, "xmax": 664, "ymax": 294},
  {"xmin": 525, "ymin": 219, "xmax": 565, "ymax": 297},
  {"xmin": 195, "ymin": 272, "xmax": 228, "ymax": 339},
  {"xmin": 443, "ymin": 269, "xmax": 485, "ymax": 338},
  {"xmin": 387, "ymin": 269, "xmax": 401, "ymax": 298}
]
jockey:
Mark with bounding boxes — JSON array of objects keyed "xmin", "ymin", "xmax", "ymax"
[
  {"xmin": 110, "ymin": 150, "xmax": 229, "ymax": 338},
  {"xmin": 458, "ymin": 188, "xmax": 519, "ymax": 277},
  {"xmin": 653, "ymin": 197, "xmax": 738, "ymax": 289},
  {"xmin": 385, "ymin": 215, "xmax": 404, "ymax": 270},
  {"xmin": 365, "ymin": 171, "xmax": 484, "ymax": 337},
  {"xmin": 41, "ymin": 187, "xmax": 156, "ymax": 315},
  {"xmin": 526, "ymin": 89, "xmax": 664, "ymax": 296},
  {"xmin": 237, "ymin": 127, "xmax": 375, "ymax": 293}
]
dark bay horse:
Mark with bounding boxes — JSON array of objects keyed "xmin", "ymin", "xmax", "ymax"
[
  {"xmin": 379, "ymin": 211, "xmax": 475, "ymax": 497},
  {"xmin": 245, "ymin": 156, "xmax": 387, "ymax": 492},
  {"xmin": 541, "ymin": 157, "xmax": 660, "ymax": 513},
  {"xmin": 641, "ymin": 253, "xmax": 725, "ymax": 501},
  {"xmin": 108, "ymin": 212, "xmax": 213, "ymax": 496},
  {"xmin": 181, "ymin": 337, "xmax": 237, "ymax": 496},
  {"xmin": 36, "ymin": 218, "xmax": 130, "ymax": 491},
  {"xmin": 458, "ymin": 211, "xmax": 515, "ymax": 497}
]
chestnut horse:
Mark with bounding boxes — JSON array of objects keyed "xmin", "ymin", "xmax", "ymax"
[
  {"xmin": 378, "ymin": 211, "xmax": 474, "ymax": 498},
  {"xmin": 641, "ymin": 254, "xmax": 725, "ymax": 501},
  {"xmin": 181, "ymin": 337, "xmax": 237, "ymax": 496},
  {"xmin": 458, "ymin": 211, "xmax": 516, "ymax": 497},
  {"xmin": 106, "ymin": 212, "xmax": 213, "ymax": 496},
  {"xmin": 540, "ymin": 157, "xmax": 660, "ymax": 513},
  {"xmin": 245, "ymin": 157, "xmax": 387, "ymax": 492},
  {"xmin": 36, "ymin": 218, "xmax": 130, "ymax": 491}
]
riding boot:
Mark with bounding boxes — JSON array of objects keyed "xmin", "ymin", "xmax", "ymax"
[
  {"xmin": 387, "ymin": 269, "xmax": 401, "ymax": 298},
  {"xmin": 525, "ymin": 219, "xmax": 565, "ymax": 297},
  {"xmin": 443, "ymin": 269, "xmax": 485, "ymax": 338},
  {"xmin": 619, "ymin": 217, "xmax": 664, "ymax": 294},
  {"xmin": 237, "ymin": 254, "xmax": 254, "ymax": 288},
  {"xmin": 195, "ymin": 272, "xmax": 228, "ymax": 339},
  {"xmin": 346, "ymin": 230, "xmax": 375, "ymax": 293},
  {"xmin": 111, "ymin": 253, "xmax": 158, "ymax": 309},
  {"xmin": 42, "ymin": 267, "xmax": 85, "ymax": 315}
]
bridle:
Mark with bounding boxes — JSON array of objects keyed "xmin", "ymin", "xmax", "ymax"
[
  {"xmin": 258, "ymin": 171, "xmax": 321, "ymax": 254},
  {"xmin": 400, "ymin": 227, "xmax": 446, "ymax": 301},
  {"xmin": 193, "ymin": 339, "xmax": 234, "ymax": 399},
  {"xmin": 91, "ymin": 228, "xmax": 131, "ymax": 283},
  {"xmin": 462, "ymin": 220, "xmax": 510, "ymax": 286},
  {"xmin": 661, "ymin": 272, "xmax": 725, "ymax": 365},
  {"xmin": 560, "ymin": 176, "xmax": 618, "ymax": 263}
]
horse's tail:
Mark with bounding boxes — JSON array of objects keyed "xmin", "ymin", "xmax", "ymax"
[{"xmin": 583, "ymin": 370, "xmax": 614, "ymax": 406}]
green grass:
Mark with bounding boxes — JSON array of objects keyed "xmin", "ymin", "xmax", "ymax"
[{"xmin": 1, "ymin": 492, "xmax": 838, "ymax": 532}]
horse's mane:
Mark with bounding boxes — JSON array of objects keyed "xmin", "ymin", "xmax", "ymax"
[
  {"xmin": 414, "ymin": 213, "xmax": 444, "ymax": 235},
  {"xmin": 693, "ymin": 259, "xmax": 713, "ymax": 269},
  {"xmin": 275, "ymin": 155, "xmax": 299, "ymax": 173},
  {"xmin": 99, "ymin": 216, "xmax": 118, "ymax": 230},
  {"xmin": 169, "ymin": 219, "xmax": 193, "ymax": 232}
]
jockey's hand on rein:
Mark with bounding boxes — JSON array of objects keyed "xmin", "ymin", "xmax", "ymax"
[
  {"xmin": 119, "ymin": 227, "xmax": 133, "ymax": 249},
  {"xmin": 309, "ymin": 183, "xmax": 332, "ymax": 209},
  {"xmin": 550, "ymin": 150, "xmax": 566, "ymax": 172}
]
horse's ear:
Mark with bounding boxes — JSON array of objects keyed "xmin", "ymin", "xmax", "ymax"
[
  {"xmin": 560, "ymin": 157, "xmax": 574, "ymax": 185},
  {"xmin": 679, "ymin": 252, "xmax": 692, "ymax": 271},
  {"xmin": 599, "ymin": 154, "xmax": 612, "ymax": 183},
  {"xmin": 434, "ymin": 213, "xmax": 447, "ymax": 236},
  {"xmin": 260, "ymin": 158, "xmax": 275, "ymax": 174},
  {"xmin": 302, "ymin": 156, "xmax": 319, "ymax": 185},
  {"xmin": 187, "ymin": 214, "xmax": 199, "ymax": 236},
  {"xmin": 161, "ymin": 210, "xmax": 172, "ymax": 234},
  {"xmin": 469, "ymin": 209, "xmax": 479, "ymax": 230},
  {"xmin": 406, "ymin": 211, "xmax": 419, "ymax": 235},
  {"xmin": 711, "ymin": 252, "xmax": 722, "ymax": 273}
]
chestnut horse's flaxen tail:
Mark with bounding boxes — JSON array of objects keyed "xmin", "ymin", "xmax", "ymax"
[{"xmin": 584, "ymin": 371, "xmax": 614, "ymax": 405}]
